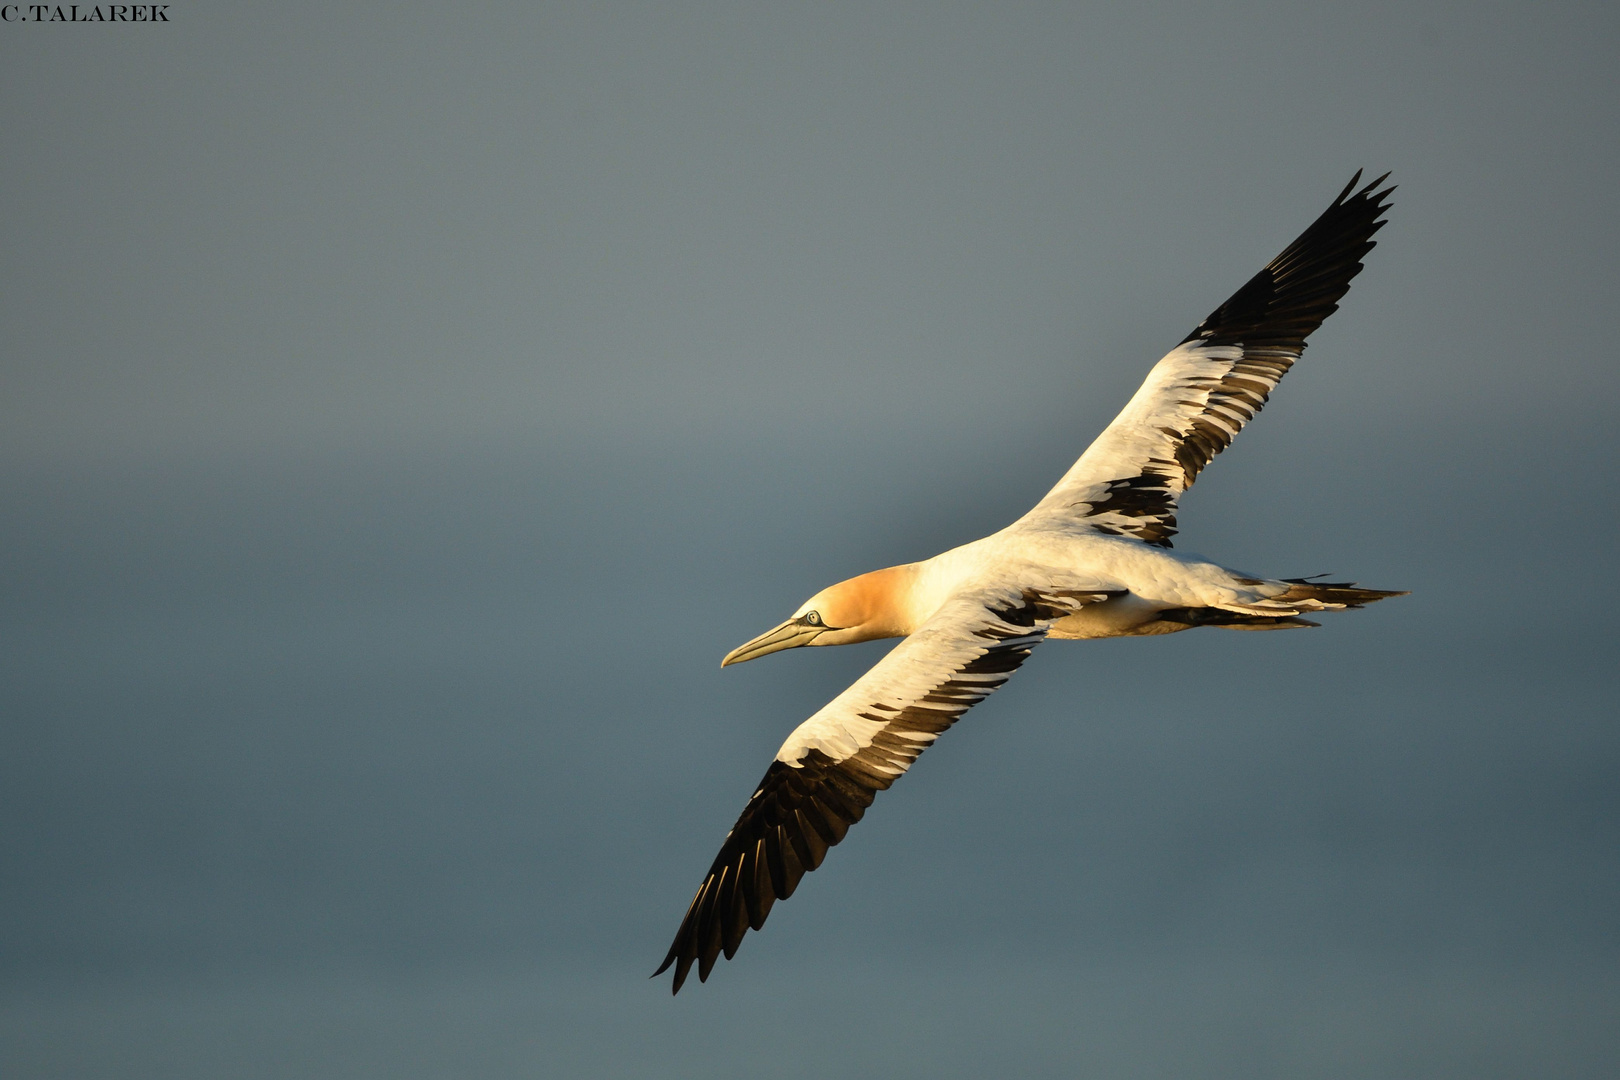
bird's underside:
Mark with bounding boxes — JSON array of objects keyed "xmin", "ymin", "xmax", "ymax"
[{"xmin": 655, "ymin": 171, "xmax": 1403, "ymax": 993}]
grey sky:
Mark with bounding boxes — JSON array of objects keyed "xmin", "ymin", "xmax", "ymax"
[{"xmin": 3, "ymin": 3, "xmax": 1617, "ymax": 1078}]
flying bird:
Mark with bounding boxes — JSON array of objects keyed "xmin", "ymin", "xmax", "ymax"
[{"xmin": 655, "ymin": 171, "xmax": 1403, "ymax": 993}]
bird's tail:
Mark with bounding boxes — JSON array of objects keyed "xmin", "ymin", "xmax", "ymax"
[
  {"xmin": 1209, "ymin": 576, "xmax": 1408, "ymax": 621},
  {"xmin": 1272, "ymin": 577, "xmax": 1409, "ymax": 610},
  {"xmin": 1155, "ymin": 607, "xmax": 1322, "ymax": 631}
]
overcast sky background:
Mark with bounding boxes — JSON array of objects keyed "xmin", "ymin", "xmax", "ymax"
[{"xmin": 2, "ymin": 3, "xmax": 1617, "ymax": 1078}]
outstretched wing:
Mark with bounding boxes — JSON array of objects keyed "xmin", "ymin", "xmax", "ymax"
[
  {"xmin": 1023, "ymin": 171, "xmax": 1394, "ymax": 546},
  {"xmin": 653, "ymin": 584, "xmax": 1115, "ymax": 993}
]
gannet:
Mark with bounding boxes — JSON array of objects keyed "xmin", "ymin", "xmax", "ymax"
[{"xmin": 655, "ymin": 172, "xmax": 1404, "ymax": 993}]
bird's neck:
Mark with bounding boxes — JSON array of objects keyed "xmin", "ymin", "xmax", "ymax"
[{"xmin": 832, "ymin": 563, "xmax": 924, "ymax": 640}]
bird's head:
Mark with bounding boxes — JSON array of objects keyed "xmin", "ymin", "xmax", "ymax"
[{"xmin": 721, "ymin": 564, "xmax": 917, "ymax": 667}]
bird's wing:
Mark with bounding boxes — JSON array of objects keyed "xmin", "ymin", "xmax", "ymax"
[
  {"xmin": 654, "ymin": 581, "xmax": 1118, "ymax": 993},
  {"xmin": 1022, "ymin": 171, "xmax": 1394, "ymax": 546}
]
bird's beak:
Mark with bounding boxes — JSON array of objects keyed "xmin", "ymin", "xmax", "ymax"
[{"xmin": 721, "ymin": 618, "xmax": 826, "ymax": 667}]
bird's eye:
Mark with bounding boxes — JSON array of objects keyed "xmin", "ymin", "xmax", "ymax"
[{"xmin": 804, "ymin": 611, "xmax": 822, "ymax": 626}]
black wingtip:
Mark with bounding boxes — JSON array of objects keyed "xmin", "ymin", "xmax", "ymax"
[
  {"xmin": 1330, "ymin": 169, "xmax": 1397, "ymax": 227},
  {"xmin": 1353, "ymin": 170, "xmax": 1397, "ymax": 217},
  {"xmin": 1334, "ymin": 168, "xmax": 1365, "ymax": 203},
  {"xmin": 1181, "ymin": 169, "xmax": 1396, "ymax": 350},
  {"xmin": 1339, "ymin": 169, "xmax": 1393, "ymax": 207},
  {"xmin": 651, "ymin": 953, "xmax": 693, "ymax": 994}
]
